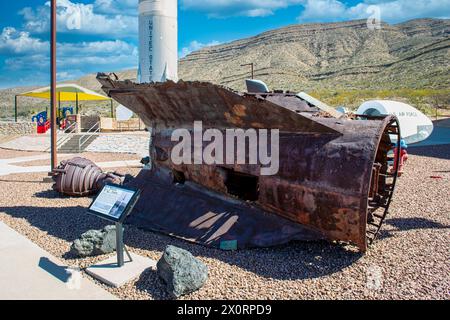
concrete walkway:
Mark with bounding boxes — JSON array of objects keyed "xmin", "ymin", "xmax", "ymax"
[
  {"xmin": 0, "ymin": 221, "xmax": 117, "ymax": 300},
  {"xmin": 0, "ymin": 132, "xmax": 149, "ymax": 155},
  {"xmin": 0, "ymin": 135, "xmax": 52, "ymax": 152},
  {"xmin": 410, "ymin": 126, "xmax": 450, "ymax": 147},
  {"xmin": 0, "ymin": 154, "xmax": 142, "ymax": 176}
]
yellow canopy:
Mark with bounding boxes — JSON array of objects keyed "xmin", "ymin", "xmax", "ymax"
[{"xmin": 18, "ymin": 83, "xmax": 110, "ymax": 101}]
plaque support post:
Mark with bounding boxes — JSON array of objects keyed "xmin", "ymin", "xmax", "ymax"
[
  {"xmin": 87, "ymin": 186, "xmax": 151, "ymax": 287},
  {"xmin": 115, "ymin": 222, "xmax": 132, "ymax": 267}
]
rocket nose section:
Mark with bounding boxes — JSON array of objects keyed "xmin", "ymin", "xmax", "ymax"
[
  {"xmin": 138, "ymin": 0, "xmax": 178, "ymax": 83},
  {"xmin": 404, "ymin": 124, "xmax": 434, "ymax": 145},
  {"xmin": 139, "ymin": 0, "xmax": 178, "ymax": 17},
  {"xmin": 161, "ymin": 63, "xmax": 168, "ymax": 82},
  {"xmin": 161, "ymin": 63, "xmax": 178, "ymax": 83}
]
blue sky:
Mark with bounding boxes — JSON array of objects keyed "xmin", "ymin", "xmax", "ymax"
[{"xmin": 0, "ymin": 0, "xmax": 449, "ymax": 89}]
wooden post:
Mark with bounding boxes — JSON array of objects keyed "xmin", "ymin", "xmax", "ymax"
[
  {"xmin": 110, "ymin": 100, "xmax": 114, "ymax": 118},
  {"xmin": 58, "ymin": 92, "xmax": 61, "ymax": 121},
  {"xmin": 14, "ymin": 95, "xmax": 18, "ymax": 122},
  {"xmin": 241, "ymin": 63, "xmax": 254, "ymax": 79},
  {"xmin": 50, "ymin": 0, "xmax": 57, "ymax": 171},
  {"xmin": 76, "ymin": 92, "xmax": 79, "ymax": 115}
]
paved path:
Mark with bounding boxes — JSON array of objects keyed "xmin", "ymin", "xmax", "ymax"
[
  {"xmin": 0, "ymin": 133, "xmax": 149, "ymax": 155},
  {"xmin": 0, "ymin": 221, "xmax": 117, "ymax": 300},
  {"xmin": 410, "ymin": 126, "xmax": 450, "ymax": 147},
  {"xmin": 1, "ymin": 134, "xmax": 53, "ymax": 151},
  {"xmin": 85, "ymin": 134, "xmax": 149, "ymax": 156},
  {"xmin": 0, "ymin": 155, "xmax": 142, "ymax": 176}
]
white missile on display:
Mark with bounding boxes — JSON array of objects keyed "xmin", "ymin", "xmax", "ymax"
[
  {"xmin": 357, "ymin": 100, "xmax": 434, "ymax": 144},
  {"xmin": 138, "ymin": 0, "xmax": 178, "ymax": 83},
  {"xmin": 297, "ymin": 92, "xmax": 345, "ymax": 119},
  {"xmin": 116, "ymin": 105, "xmax": 134, "ymax": 121}
]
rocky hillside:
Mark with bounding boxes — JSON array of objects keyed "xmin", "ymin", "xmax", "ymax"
[
  {"xmin": 179, "ymin": 18, "xmax": 450, "ymax": 92},
  {"xmin": 1, "ymin": 18, "xmax": 449, "ymax": 118}
]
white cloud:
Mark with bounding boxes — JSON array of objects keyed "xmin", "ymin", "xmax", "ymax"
[
  {"xmin": 94, "ymin": 0, "xmax": 138, "ymax": 15},
  {"xmin": 0, "ymin": 27, "xmax": 48, "ymax": 55},
  {"xmin": 4, "ymin": 54, "xmax": 49, "ymax": 72},
  {"xmin": 57, "ymin": 70, "xmax": 85, "ymax": 81},
  {"xmin": 180, "ymin": 40, "xmax": 222, "ymax": 58},
  {"xmin": 181, "ymin": 0, "xmax": 304, "ymax": 18},
  {"xmin": 297, "ymin": 0, "xmax": 450, "ymax": 23},
  {"xmin": 59, "ymin": 39, "xmax": 137, "ymax": 56},
  {"xmin": 1, "ymin": 26, "xmax": 137, "ymax": 81},
  {"xmin": 19, "ymin": 0, "xmax": 137, "ymax": 38},
  {"xmin": 1, "ymin": 1, "xmax": 139, "ymax": 87}
]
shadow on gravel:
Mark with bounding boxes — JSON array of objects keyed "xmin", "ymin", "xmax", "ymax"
[
  {"xmin": 34, "ymin": 189, "xmax": 66, "ymax": 199},
  {"xmin": 386, "ymin": 217, "xmax": 449, "ymax": 231},
  {"xmin": 34, "ymin": 189, "xmax": 97, "ymax": 201},
  {"xmin": 0, "ymin": 178, "xmax": 45, "ymax": 184},
  {"xmin": 125, "ymin": 222, "xmax": 363, "ymax": 285},
  {"xmin": 377, "ymin": 217, "xmax": 449, "ymax": 240},
  {"xmin": 134, "ymin": 268, "xmax": 173, "ymax": 300},
  {"xmin": 0, "ymin": 204, "xmax": 363, "ymax": 297},
  {"xmin": 0, "ymin": 205, "xmax": 108, "ymax": 243},
  {"xmin": 131, "ymin": 237, "xmax": 363, "ymax": 299},
  {"xmin": 408, "ymin": 144, "xmax": 450, "ymax": 160}
]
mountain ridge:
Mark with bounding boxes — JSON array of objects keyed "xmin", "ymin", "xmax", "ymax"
[
  {"xmin": 1, "ymin": 18, "xmax": 449, "ymax": 118},
  {"xmin": 179, "ymin": 18, "xmax": 449, "ymax": 91}
]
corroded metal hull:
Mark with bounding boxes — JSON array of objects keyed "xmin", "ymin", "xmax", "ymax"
[{"xmin": 97, "ymin": 73, "xmax": 400, "ymax": 252}]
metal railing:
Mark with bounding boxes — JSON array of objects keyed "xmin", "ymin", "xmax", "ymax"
[
  {"xmin": 45, "ymin": 121, "xmax": 78, "ymax": 152},
  {"xmin": 78, "ymin": 121, "xmax": 100, "ymax": 152}
]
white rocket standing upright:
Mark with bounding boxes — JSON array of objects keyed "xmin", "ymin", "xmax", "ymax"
[{"xmin": 138, "ymin": 0, "xmax": 178, "ymax": 83}]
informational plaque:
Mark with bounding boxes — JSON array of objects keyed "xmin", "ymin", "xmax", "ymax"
[{"xmin": 88, "ymin": 184, "xmax": 140, "ymax": 223}]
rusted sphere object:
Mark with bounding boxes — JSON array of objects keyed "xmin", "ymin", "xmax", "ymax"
[{"xmin": 52, "ymin": 157, "xmax": 125, "ymax": 197}]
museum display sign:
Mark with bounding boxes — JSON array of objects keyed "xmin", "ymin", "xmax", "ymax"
[{"xmin": 89, "ymin": 184, "xmax": 140, "ymax": 223}]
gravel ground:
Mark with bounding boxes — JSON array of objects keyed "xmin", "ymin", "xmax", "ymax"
[
  {"xmin": 0, "ymin": 148, "xmax": 448, "ymax": 300},
  {"xmin": 17, "ymin": 152, "xmax": 141, "ymax": 167},
  {"xmin": 0, "ymin": 148, "xmax": 44, "ymax": 159}
]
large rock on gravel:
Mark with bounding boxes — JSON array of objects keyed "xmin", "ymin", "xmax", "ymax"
[
  {"xmin": 71, "ymin": 225, "xmax": 117, "ymax": 257},
  {"xmin": 157, "ymin": 245, "xmax": 208, "ymax": 297}
]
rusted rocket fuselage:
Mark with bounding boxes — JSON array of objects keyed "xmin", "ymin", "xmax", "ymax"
[{"xmin": 97, "ymin": 73, "xmax": 400, "ymax": 252}]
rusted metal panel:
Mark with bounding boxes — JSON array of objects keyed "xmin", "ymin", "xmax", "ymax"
[
  {"xmin": 369, "ymin": 163, "xmax": 382, "ymax": 198},
  {"xmin": 126, "ymin": 167, "xmax": 325, "ymax": 249},
  {"xmin": 97, "ymin": 73, "xmax": 400, "ymax": 252},
  {"xmin": 146, "ymin": 120, "xmax": 390, "ymax": 250},
  {"xmin": 97, "ymin": 76, "xmax": 337, "ymax": 134}
]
